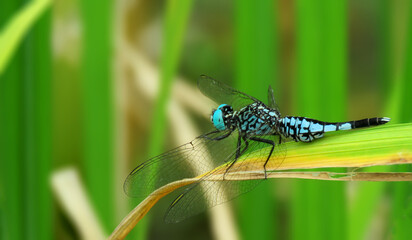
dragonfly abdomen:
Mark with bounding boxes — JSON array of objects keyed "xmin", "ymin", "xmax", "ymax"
[{"xmin": 278, "ymin": 116, "xmax": 390, "ymax": 142}]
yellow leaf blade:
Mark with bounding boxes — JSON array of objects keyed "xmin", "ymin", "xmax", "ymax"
[
  {"xmin": 210, "ymin": 123, "xmax": 412, "ymax": 176},
  {"xmin": 110, "ymin": 123, "xmax": 412, "ymax": 239}
]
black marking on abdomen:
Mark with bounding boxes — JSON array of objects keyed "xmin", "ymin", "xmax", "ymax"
[
  {"xmin": 279, "ymin": 116, "xmax": 390, "ymax": 142},
  {"xmin": 348, "ymin": 117, "xmax": 390, "ymax": 129}
]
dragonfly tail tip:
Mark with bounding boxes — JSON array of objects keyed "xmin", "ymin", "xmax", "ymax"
[{"xmin": 381, "ymin": 117, "xmax": 391, "ymax": 123}]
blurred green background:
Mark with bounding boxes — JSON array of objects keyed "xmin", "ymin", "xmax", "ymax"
[{"xmin": 1, "ymin": 0, "xmax": 411, "ymax": 239}]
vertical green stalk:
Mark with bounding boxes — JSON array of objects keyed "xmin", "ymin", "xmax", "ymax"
[
  {"xmin": 0, "ymin": 56, "xmax": 23, "ymax": 240},
  {"xmin": 293, "ymin": 0, "xmax": 347, "ymax": 240},
  {"xmin": 294, "ymin": 0, "xmax": 321, "ymax": 116},
  {"xmin": 391, "ymin": 1, "xmax": 412, "ymax": 239},
  {"xmin": 317, "ymin": 1, "xmax": 347, "ymax": 240},
  {"xmin": 293, "ymin": 1, "xmax": 321, "ymax": 239},
  {"xmin": 320, "ymin": 0, "xmax": 346, "ymax": 119},
  {"xmin": 23, "ymin": 7, "xmax": 52, "ymax": 239},
  {"xmin": 349, "ymin": 1, "xmax": 412, "ymax": 239},
  {"xmin": 378, "ymin": 0, "xmax": 392, "ymax": 100},
  {"xmin": 400, "ymin": 2, "xmax": 412, "ymax": 123},
  {"xmin": 132, "ymin": 0, "xmax": 193, "ymax": 239},
  {"xmin": 148, "ymin": 0, "xmax": 194, "ymax": 159},
  {"xmin": 0, "ymin": 2, "xmax": 23, "ymax": 240},
  {"xmin": 348, "ymin": 2, "xmax": 388, "ymax": 239},
  {"xmin": 80, "ymin": 0, "xmax": 114, "ymax": 232},
  {"xmin": 1, "ymin": 1, "xmax": 52, "ymax": 239},
  {"xmin": 235, "ymin": 0, "xmax": 278, "ymax": 239}
]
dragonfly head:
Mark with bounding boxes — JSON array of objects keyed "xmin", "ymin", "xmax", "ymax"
[{"xmin": 211, "ymin": 104, "xmax": 234, "ymax": 131}]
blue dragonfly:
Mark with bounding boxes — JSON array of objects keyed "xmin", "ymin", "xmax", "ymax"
[{"xmin": 124, "ymin": 75, "xmax": 390, "ymax": 223}]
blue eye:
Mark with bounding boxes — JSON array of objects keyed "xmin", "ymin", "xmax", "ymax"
[
  {"xmin": 210, "ymin": 110, "xmax": 216, "ymax": 122},
  {"xmin": 217, "ymin": 104, "xmax": 227, "ymax": 110},
  {"xmin": 212, "ymin": 109, "xmax": 226, "ymax": 131}
]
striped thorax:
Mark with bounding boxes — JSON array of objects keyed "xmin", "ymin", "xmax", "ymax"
[{"xmin": 211, "ymin": 102, "xmax": 281, "ymax": 137}]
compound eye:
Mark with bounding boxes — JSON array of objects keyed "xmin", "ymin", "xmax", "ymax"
[
  {"xmin": 210, "ymin": 109, "xmax": 216, "ymax": 122},
  {"xmin": 212, "ymin": 109, "xmax": 226, "ymax": 131},
  {"xmin": 217, "ymin": 104, "xmax": 227, "ymax": 110},
  {"xmin": 217, "ymin": 104, "xmax": 233, "ymax": 115}
]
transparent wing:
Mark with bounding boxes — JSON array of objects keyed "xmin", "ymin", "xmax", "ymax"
[
  {"xmin": 123, "ymin": 130, "xmax": 238, "ymax": 199},
  {"xmin": 267, "ymin": 85, "xmax": 281, "ymax": 116},
  {"xmin": 198, "ymin": 75, "xmax": 262, "ymax": 110},
  {"xmin": 164, "ymin": 134, "xmax": 287, "ymax": 223}
]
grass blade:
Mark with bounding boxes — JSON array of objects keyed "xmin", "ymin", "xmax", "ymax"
[
  {"xmin": 0, "ymin": 1, "xmax": 52, "ymax": 239},
  {"xmin": 110, "ymin": 123, "xmax": 412, "ymax": 239},
  {"xmin": 132, "ymin": 0, "xmax": 193, "ymax": 238},
  {"xmin": 0, "ymin": 0, "xmax": 51, "ymax": 75},
  {"xmin": 0, "ymin": 1, "xmax": 24, "ymax": 238},
  {"xmin": 390, "ymin": 1, "xmax": 412, "ymax": 239},
  {"xmin": 293, "ymin": 1, "xmax": 347, "ymax": 239},
  {"xmin": 80, "ymin": 0, "xmax": 114, "ymax": 232},
  {"xmin": 23, "ymin": 7, "xmax": 53, "ymax": 239},
  {"xmin": 234, "ymin": 0, "xmax": 278, "ymax": 238}
]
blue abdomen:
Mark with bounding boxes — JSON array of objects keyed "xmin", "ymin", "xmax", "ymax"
[
  {"xmin": 278, "ymin": 116, "xmax": 389, "ymax": 142},
  {"xmin": 278, "ymin": 117, "xmax": 325, "ymax": 142}
]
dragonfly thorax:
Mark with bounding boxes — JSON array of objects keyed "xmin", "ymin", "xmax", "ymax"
[
  {"xmin": 236, "ymin": 102, "xmax": 280, "ymax": 136},
  {"xmin": 211, "ymin": 102, "xmax": 281, "ymax": 136},
  {"xmin": 211, "ymin": 104, "xmax": 235, "ymax": 131}
]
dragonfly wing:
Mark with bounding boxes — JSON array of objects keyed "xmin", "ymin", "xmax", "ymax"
[
  {"xmin": 267, "ymin": 85, "xmax": 279, "ymax": 109},
  {"xmin": 198, "ymin": 75, "xmax": 262, "ymax": 110},
  {"xmin": 233, "ymin": 134, "xmax": 287, "ymax": 173},
  {"xmin": 123, "ymin": 130, "xmax": 237, "ymax": 199},
  {"xmin": 164, "ymin": 134, "xmax": 287, "ymax": 223}
]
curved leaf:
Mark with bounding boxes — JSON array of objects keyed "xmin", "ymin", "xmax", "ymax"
[
  {"xmin": 110, "ymin": 123, "xmax": 412, "ymax": 239},
  {"xmin": 0, "ymin": 0, "xmax": 51, "ymax": 75}
]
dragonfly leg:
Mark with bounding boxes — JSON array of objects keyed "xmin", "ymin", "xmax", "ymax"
[
  {"xmin": 203, "ymin": 130, "xmax": 233, "ymax": 141},
  {"xmin": 202, "ymin": 130, "xmax": 221, "ymax": 139},
  {"xmin": 238, "ymin": 136, "xmax": 250, "ymax": 157},
  {"xmin": 224, "ymin": 135, "xmax": 249, "ymax": 179},
  {"xmin": 235, "ymin": 134, "xmax": 242, "ymax": 159},
  {"xmin": 249, "ymin": 137, "xmax": 275, "ymax": 179}
]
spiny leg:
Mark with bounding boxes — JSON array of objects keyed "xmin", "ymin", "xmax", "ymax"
[
  {"xmin": 224, "ymin": 135, "xmax": 249, "ymax": 179},
  {"xmin": 235, "ymin": 135, "xmax": 250, "ymax": 158},
  {"xmin": 203, "ymin": 130, "xmax": 233, "ymax": 141},
  {"xmin": 238, "ymin": 136, "xmax": 249, "ymax": 157},
  {"xmin": 235, "ymin": 134, "xmax": 242, "ymax": 159},
  {"xmin": 249, "ymin": 137, "xmax": 275, "ymax": 179}
]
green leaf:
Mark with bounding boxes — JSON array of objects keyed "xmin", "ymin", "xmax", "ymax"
[
  {"xmin": 234, "ymin": 123, "xmax": 412, "ymax": 172},
  {"xmin": 0, "ymin": 0, "xmax": 51, "ymax": 75},
  {"xmin": 110, "ymin": 123, "xmax": 412, "ymax": 239}
]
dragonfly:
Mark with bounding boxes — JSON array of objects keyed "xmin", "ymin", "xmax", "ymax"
[{"xmin": 124, "ymin": 75, "xmax": 390, "ymax": 223}]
